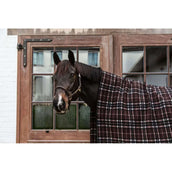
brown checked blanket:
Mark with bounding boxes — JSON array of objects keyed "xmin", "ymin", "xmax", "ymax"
[{"xmin": 90, "ymin": 71, "xmax": 172, "ymax": 143}]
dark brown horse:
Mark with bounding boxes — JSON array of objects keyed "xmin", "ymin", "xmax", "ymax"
[
  {"xmin": 53, "ymin": 50, "xmax": 172, "ymax": 143},
  {"xmin": 53, "ymin": 50, "xmax": 101, "ymax": 114}
]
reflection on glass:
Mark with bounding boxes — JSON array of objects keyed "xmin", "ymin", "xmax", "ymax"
[
  {"xmin": 123, "ymin": 75, "xmax": 144, "ymax": 82},
  {"xmin": 32, "ymin": 75, "xmax": 53, "ymax": 102},
  {"xmin": 79, "ymin": 104, "xmax": 90, "ymax": 129},
  {"xmin": 122, "ymin": 47, "xmax": 144, "ymax": 73},
  {"xmin": 79, "ymin": 47, "xmax": 100, "ymax": 67},
  {"xmin": 146, "ymin": 75, "xmax": 168, "ymax": 87},
  {"xmin": 56, "ymin": 104, "xmax": 76, "ymax": 129},
  {"xmin": 33, "ymin": 51, "xmax": 43, "ymax": 65},
  {"xmin": 146, "ymin": 46, "xmax": 167, "ymax": 72},
  {"xmin": 33, "ymin": 49, "xmax": 54, "ymax": 73},
  {"xmin": 32, "ymin": 104, "xmax": 53, "ymax": 129}
]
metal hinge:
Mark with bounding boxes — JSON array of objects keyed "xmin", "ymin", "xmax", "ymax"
[
  {"xmin": 17, "ymin": 38, "xmax": 52, "ymax": 67},
  {"xmin": 17, "ymin": 43, "xmax": 24, "ymax": 50}
]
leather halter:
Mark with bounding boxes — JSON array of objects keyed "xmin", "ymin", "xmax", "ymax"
[{"xmin": 55, "ymin": 73, "xmax": 81, "ymax": 100}]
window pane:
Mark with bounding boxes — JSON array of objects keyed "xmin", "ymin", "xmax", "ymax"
[
  {"xmin": 79, "ymin": 104, "xmax": 90, "ymax": 129},
  {"xmin": 146, "ymin": 75, "xmax": 168, "ymax": 86},
  {"xmin": 123, "ymin": 74, "xmax": 144, "ymax": 82},
  {"xmin": 79, "ymin": 47, "xmax": 100, "ymax": 67},
  {"xmin": 32, "ymin": 75, "xmax": 53, "ymax": 102},
  {"xmin": 122, "ymin": 46, "xmax": 144, "ymax": 73},
  {"xmin": 33, "ymin": 48, "xmax": 54, "ymax": 73},
  {"xmin": 146, "ymin": 46, "xmax": 167, "ymax": 72},
  {"xmin": 56, "ymin": 104, "xmax": 76, "ymax": 129},
  {"xmin": 33, "ymin": 52, "xmax": 43, "ymax": 65},
  {"xmin": 32, "ymin": 104, "xmax": 53, "ymax": 129}
]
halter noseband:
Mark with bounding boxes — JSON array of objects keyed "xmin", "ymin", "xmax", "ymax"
[{"xmin": 55, "ymin": 73, "xmax": 81, "ymax": 100}]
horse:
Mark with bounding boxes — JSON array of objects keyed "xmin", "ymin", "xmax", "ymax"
[{"xmin": 53, "ymin": 50, "xmax": 172, "ymax": 143}]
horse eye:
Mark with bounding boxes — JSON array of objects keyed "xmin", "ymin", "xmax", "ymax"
[{"xmin": 70, "ymin": 73, "xmax": 75, "ymax": 77}]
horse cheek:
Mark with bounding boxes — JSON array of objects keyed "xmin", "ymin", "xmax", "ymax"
[{"xmin": 62, "ymin": 93, "xmax": 69, "ymax": 110}]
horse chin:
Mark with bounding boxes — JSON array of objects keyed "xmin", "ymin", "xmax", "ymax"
[
  {"xmin": 58, "ymin": 110, "xmax": 67, "ymax": 114},
  {"xmin": 53, "ymin": 106, "xmax": 66, "ymax": 114},
  {"xmin": 54, "ymin": 108, "xmax": 67, "ymax": 115}
]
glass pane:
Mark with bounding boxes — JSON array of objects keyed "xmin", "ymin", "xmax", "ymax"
[
  {"xmin": 123, "ymin": 74, "xmax": 144, "ymax": 82},
  {"xmin": 79, "ymin": 103, "xmax": 90, "ymax": 129},
  {"xmin": 33, "ymin": 48, "xmax": 54, "ymax": 73},
  {"xmin": 79, "ymin": 47, "xmax": 100, "ymax": 67},
  {"xmin": 32, "ymin": 75, "xmax": 53, "ymax": 102},
  {"xmin": 54, "ymin": 48, "xmax": 77, "ymax": 61},
  {"xmin": 122, "ymin": 46, "xmax": 144, "ymax": 73},
  {"xmin": 56, "ymin": 104, "xmax": 76, "ymax": 129},
  {"xmin": 146, "ymin": 75, "xmax": 168, "ymax": 86},
  {"xmin": 146, "ymin": 46, "xmax": 167, "ymax": 72},
  {"xmin": 32, "ymin": 104, "xmax": 53, "ymax": 129}
]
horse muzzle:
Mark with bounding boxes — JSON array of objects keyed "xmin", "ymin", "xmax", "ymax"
[{"xmin": 53, "ymin": 95, "xmax": 69, "ymax": 114}]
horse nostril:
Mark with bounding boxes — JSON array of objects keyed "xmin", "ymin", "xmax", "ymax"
[
  {"xmin": 59, "ymin": 104, "xmax": 64, "ymax": 111},
  {"xmin": 58, "ymin": 100, "xmax": 66, "ymax": 111}
]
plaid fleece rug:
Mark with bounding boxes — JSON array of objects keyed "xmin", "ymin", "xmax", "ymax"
[{"xmin": 90, "ymin": 71, "xmax": 172, "ymax": 143}]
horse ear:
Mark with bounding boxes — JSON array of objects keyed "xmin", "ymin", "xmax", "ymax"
[
  {"xmin": 68, "ymin": 50, "xmax": 75, "ymax": 66},
  {"xmin": 53, "ymin": 52, "xmax": 61, "ymax": 65}
]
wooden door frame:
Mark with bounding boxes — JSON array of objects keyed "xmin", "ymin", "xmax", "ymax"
[{"xmin": 16, "ymin": 35, "xmax": 113, "ymax": 143}]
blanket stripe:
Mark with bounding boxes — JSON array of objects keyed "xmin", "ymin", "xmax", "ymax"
[{"xmin": 90, "ymin": 71, "xmax": 172, "ymax": 143}]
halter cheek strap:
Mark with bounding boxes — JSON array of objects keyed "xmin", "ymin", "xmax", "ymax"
[{"xmin": 55, "ymin": 74, "xmax": 82, "ymax": 100}]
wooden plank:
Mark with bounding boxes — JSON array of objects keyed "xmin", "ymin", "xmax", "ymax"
[
  {"xmin": 27, "ymin": 140, "xmax": 90, "ymax": 143},
  {"xmin": 16, "ymin": 36, "xmax": 22, "ymax": 143},
  {"xmin": 114, "ymin": 34, "xmax": 122, "ymax": 76},
  {"xmin": 117, "ymin": 34, "xmax": 172, "ymax": 45},
  {"xmin": 8, "ymin": 29, "xmax": 172, "ymax": 36},
  {"xmin": 29, "ymin": 130, "xmax": 90, "ymax": 141},
  {"xmin": 101, "ymin": 35, "xmax": 114, "ymax": 73}
]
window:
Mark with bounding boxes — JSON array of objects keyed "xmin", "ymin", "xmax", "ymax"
[
  {"xmin": 32, "ymin": 47, "xmax": 100, "ymax": 131},
  {"xmin": 122, "ymin": 46, "xmax": 170, "ymax": 87},
  {"xmin": 17, "ymin": 35, "xmax": 113, "ymax": 143}
]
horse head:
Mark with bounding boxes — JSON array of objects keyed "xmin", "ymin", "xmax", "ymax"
[{"xmin": 53, "ymin": 50, "xmax": 81, "ymax": 113}]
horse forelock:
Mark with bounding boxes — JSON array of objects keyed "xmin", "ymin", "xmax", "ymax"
[{"xmin": 54, "ymin": 60, "xmax": 73, "ymax": 75}]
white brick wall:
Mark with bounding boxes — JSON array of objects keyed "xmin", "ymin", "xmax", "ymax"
[{"xmin": 0, "ymin": 29, "xmax": 17, "ymax": 143}]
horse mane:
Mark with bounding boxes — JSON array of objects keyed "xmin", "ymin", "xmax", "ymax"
[{"xmin": 75, "ymin": 62, "xmax": 102, "ymax": 82}]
